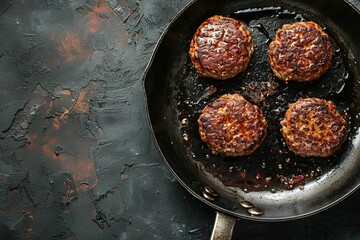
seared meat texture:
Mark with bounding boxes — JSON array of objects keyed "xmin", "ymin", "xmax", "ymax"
[
  {"xmin": 189, "ymin": 15, "xmax": 254, "ymax": 80},
  {"xmin": 280, "ymin": 98, "xmax": 347, "ymax": 157},
  {"xmin": 198, "ymin": 93, "xmax": 267, "ymax": 157},
  {"xmin": 268, "ymin": 21, "xmax": 332, "ymax": 82}
]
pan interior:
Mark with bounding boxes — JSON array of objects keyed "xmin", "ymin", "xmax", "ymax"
[{"xmin": 144, "ymin": 0, "xmax": 360, "ymax": 220}]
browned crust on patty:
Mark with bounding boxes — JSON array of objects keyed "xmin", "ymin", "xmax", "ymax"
[
  {"xmin": 189, "ymin": 15, "xmax": 254, "ymax": 80},
  {"xmin": 268, "ymin": 21, "xmax": 332, "ymax": 82},
  {"xmin": 198, "ymin": 93, "xmax": 268, "ymax": 157},
  {"xmin": 280, "ymin": 98, "xmax": 347, "ymax": 157}
]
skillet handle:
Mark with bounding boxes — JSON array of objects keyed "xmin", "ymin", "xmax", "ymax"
[{"xmin": 210, "ymin": 211, "xmax": 236, "ymax": 240}]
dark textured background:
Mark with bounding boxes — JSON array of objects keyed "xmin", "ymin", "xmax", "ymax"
[{"xmin": 0, "ymin": 0, "xmax": 360, "ymax": 239}]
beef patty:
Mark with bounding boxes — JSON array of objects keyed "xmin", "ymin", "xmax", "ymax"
[
  {"xmin": 189, "ymin": 15, "xmax": 254, "ymax": 80},
  {"xmin": 198, "ymin": 93, "xmax": 267, "ymax": 157},
  {"xmin": 268, "ymin": 21, "xmax": 332, "ymax": 82},
  {"xmin": 280, "ymin": 98, "xmax": 347, "ymax": 157}
]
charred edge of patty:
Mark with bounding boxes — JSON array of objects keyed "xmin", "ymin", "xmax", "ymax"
[
  {"xmin": 280, "ymin": 98, "xmax": 348, "ymax": 157},
  {"xmin": 268, "ymin": 21, "xmax": 332, "ymax": 82},
  {"xmin": 198, "ymin": 93, "xmax": 268, "ymax": 157},
  {"xmin": 189, "ymin": 15, "xmax": 254, "ymax": 80}
]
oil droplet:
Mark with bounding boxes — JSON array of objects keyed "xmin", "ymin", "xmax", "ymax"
[
  {"xmin": 278, "ymin": 164, "xmax": 283, "ymax": 170},
  {"xmin": 248, "ymin": 207, "xmax": 263, "ymax": 216},
  {"xmin": 204, "ymin": 186, "xmax": 218, "ymax": 197},
  {"xmin": 205, "ymin": 154, "xmax": 211, "ymax": 159},
  {"xmin": 240, "ymin": 200, "xmax": 254, "ymax": 209},
  {"xmin": 188, "ymin": 228, "xmax": 202, "ymax": 235},
  {"xmin": 265, "ymin": 175, "xmax": 272, "ymax": 182},
  {"xmin": 262, "ymin": 162, "xmax": 266, "ymax": 169},
  {"xmin": 181, "ymin": 118, "xmax": 188, "ymax": 125},
  {"xmin": 271, "ymin": 188, "xmax": 277, "ymax": 193},
  {"xmin": 294, "ymin": 14, "xmax": 305, "ymax": 21},
  {"xmin": 348, "ymin": 51, "xmax": 355, "ymax": 60},
  {"xmin": 255, "ymin": 173, "xmax": 261, "ymax": 180},
  {"xmin": 183, "ymin": 133, "xmax": 189, "ymax": 141},
  {"xmin": 336, "ymin": 81, "xmax": 346, "ymax": 94},
  {"xmin": 202, "ymin": 191, "xmax": 215, "ymax": 202}
]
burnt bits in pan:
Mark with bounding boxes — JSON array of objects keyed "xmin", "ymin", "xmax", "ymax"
[
  {"xmin": 173, "ymin": 7, "xmax": 353, "ymax": 192},
  {"xmin": 189, "ymin": 15, "xmax": 254, "ymax": 80},
  {"xmin": 268, "ymin": 21, "xmax": 333, "ymax": 82},
  {"xmin": 280, "ymin": 98, "xmax": 348, "ymax": 157},
  {"xmin": 198, "ymin": 93, "xmax": 267, "ymax": 157}
]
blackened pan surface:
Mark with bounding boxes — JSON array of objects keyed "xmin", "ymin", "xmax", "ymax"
[{"xmin": 144, "ymin": 0, "xmax": 360, "ymax": 220}]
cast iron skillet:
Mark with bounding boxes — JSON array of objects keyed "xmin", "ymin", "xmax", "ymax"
[{"xmin": 143, "ymin": 0, "xmax": 360, "ymax": 238}]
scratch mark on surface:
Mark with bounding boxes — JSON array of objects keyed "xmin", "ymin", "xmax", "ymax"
[
  {"xmin": 134, "ymin": 216, "xmax": 161, "ymax": 225},
  {"xmin": 2, "ymin": 1, "xmax": 13, "ymax": 13},
  {"xmin": 120, "ymin": 163, "xmax": 136, "ymax": 174}
]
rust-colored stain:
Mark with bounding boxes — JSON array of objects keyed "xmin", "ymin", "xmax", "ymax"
[
  {"xmin": 72, "ymin": 89, "xmax": 96, "ymax": 113},
  {"xmin": 77, "ymin": 182, "xmax": 92, "ymax": 192},
  {"xmin": 53, "ymin": 108, "xmax": 69, "ymax": 130},
  {"xmin": 50, "ymin": 0, "xmax": 128, "ymax": 63},
  {"xmin": 52, "ymin": 108, "xmax": 70, "ymax": 130},
  {"xmin": 73, "ymin": 81, "xmax": 104, "ymax": 113},
  {"xmin": 19, "ymin": 85, "xmax": 102, "ymax": 192},
  {"xmin": 62, "ymin": 177, "xmax": 78, "ymax": 204},
  {"xmin": 53, "ymin": 32, "xmax": 82, "ymax": 62},
  {"xmin": 87, "ymin": 1, "xmax": 112, "ymax": 33},
  {"xmin": 62, "ymin": 89, "xmax": 72, "ymax": 95},
  {"xmin": 27, "ymin": 211, "xmax": 34, "ymax": 220},
  {"xmin": 72, "ymin": 91, "xmax": 89, "ymax": 113},
  {"xmin": 42, "ymin": 115, "xmax": 98, "ymax": 190},
  {"xmin": 72, "ymin": 160, "xmax": 98, "ymax": 190},
  {"xmin": 25, "ymin": 211, "xmax": 34, "ymax": 233}
]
